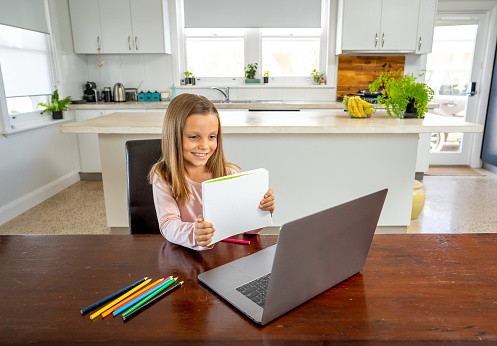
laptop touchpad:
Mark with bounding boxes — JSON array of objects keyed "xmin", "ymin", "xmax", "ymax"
[{"xmin": 230, "ymin": 245, "xmax": 276, "ymax": 279}]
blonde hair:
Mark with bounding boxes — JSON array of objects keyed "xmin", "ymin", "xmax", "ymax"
[{"xmin": 149, "ymin": 93, "xmax": 238, "ymax": 205}]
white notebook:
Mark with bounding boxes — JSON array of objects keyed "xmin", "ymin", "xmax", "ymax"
[{"xmin": 202, "ymin": 168, "xmax": 273, "ymax": 244}]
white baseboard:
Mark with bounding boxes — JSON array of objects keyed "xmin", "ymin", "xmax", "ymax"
[
  {"xmin": 0, "ymin": 171, "xmax": 80, "ymax": 226},
  {"xmin": 483, "ymin": 162, "xmax": 497, "ymax": 175}
]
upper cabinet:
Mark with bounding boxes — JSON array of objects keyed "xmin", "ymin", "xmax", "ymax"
[
  {"xmin": 415, "ymin": 0, "xmax": 438, "ymax": 54},
  {"xmin": 69, "ymin": 0, "xmax": 103, "ymax": 54},
  {"xmin": 69, "ymin": 0, "xmax": 171, "ymax": 54},
  {"xmin": 336, "ymin": 0, "xmax": 436, "ymax": 54}
]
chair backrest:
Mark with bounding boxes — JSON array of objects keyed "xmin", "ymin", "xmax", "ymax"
[{"xmin": 125, "ymin": 139, "xmax": 162, "ymax": 234}]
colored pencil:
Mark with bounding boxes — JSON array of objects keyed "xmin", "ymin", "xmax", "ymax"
[
  {"xmin": 102, "ymin": 278, "xmax": 167, "ymax": 318},
  {"xmin": 80, "ymin": 277, "xmax": 147, "ymax": 315},
  {"xmin": 109, "ymin": 277, "xmax": 170, "ymax": 315},
  {"xmin": 123, "ymin": 281, "xmax": 184, "ymax": 321},
  {"xmin": 122, "ymin": 277, "xmax": 178, "ymax": 319},
  {"xmin": 222, "ymin": 238, "xmax": 250, "ymax": 245},
  {"xmin": 112, "ymin": 276, "xmax": 174, "ymax": 316},
  {"xmin": 89, "ymin": 278, "xmax": 151, "ymax": 320}
]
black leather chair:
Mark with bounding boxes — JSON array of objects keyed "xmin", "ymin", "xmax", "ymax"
[{"xmin": 125, "ymin": 139, "xmax": 162, "ymax": 234}]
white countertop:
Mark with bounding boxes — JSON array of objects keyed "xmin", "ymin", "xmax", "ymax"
[
  {"xmin": 60, "ymin": 110, "xmax": 483, "ymax": 135},
  {"xmin": 68, "ymin": 100, "xmax": 439, "ymax": 110}
]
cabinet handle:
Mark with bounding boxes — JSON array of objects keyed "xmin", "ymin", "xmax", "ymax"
[
  {"xmin": 382, "ymin": 33, "xmax": 385, "ymax": 47},
  {"xmin": 97, "ymin": 36, "xmax": 100, "ymax": 50},
  {"xmin": 374, "ymin": 33, "xmax": 378, "ymax": 47},
  {"xmin": 418, "ymin": 37, "xmax": 422, "ymax": 51},
  {"xmin": 135, "ymin": 36, "xmax": 138, "ymax": 51},
  {"xmin": 128, "ymin": 36, "xmax": 132, "ymax": 51}
]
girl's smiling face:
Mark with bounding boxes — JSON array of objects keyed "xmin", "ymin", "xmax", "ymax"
[{"xmin": 182, "ymin": 113, "xmax": 219, "ymax": 172}]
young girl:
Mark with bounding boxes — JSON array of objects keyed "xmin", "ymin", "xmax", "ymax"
[{"xmin": 149, "ymin": 93, "xmax": 275, "ymax": 250}]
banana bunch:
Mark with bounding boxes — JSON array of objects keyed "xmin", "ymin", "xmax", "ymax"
[{"xmin": 342, "ymin": 96, "xmax": 375, "ymax": 118}]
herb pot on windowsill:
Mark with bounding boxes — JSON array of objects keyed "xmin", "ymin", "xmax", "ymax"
[
  {"xmin": 52, "ymin": 111, "xmax": 63, "ymax": 120},
  {"xmin": 263, "ymin": 76, "xmax": 269, "ymax": 84}
]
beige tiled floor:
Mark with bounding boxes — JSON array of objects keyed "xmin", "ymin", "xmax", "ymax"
[{"xmin": 1, "ymin": 168, "xmax": 496, "ymax": 235}]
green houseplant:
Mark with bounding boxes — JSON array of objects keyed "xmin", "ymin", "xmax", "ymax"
[
  {"xmin": 184, "ymin": 70, "xmax": 193, "ymax": 85},
  {"xmin": 244, "ymin": 63, "xmax": 259, "ymax": 83},
  {"xmin": 310, "ymin": 69, "xmax": 324, "ymax": 84},
  {"xmin": 263, "ymin": 70, "xmax": 269, "ymax": 84},
  {"xmin": 244, "ymin": 63, "xmax": 258, "ymax": 77},
  {"xmin": 38, "ymin": 90, "xmax": 72, "ymax": 120},
  {"xmin": 369, "ymin": 69, "xmax": 434, "ymax": 118}
]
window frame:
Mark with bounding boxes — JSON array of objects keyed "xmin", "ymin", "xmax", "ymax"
[
  {"xmin": 178, "ymin": 0, "xmax": 330, "ymax": 86},
  {"xmin": 0, "ymin": 4, "xmax": 62, "ymax": 137}
]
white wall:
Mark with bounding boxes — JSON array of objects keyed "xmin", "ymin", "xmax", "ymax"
[{"xmin": 0, "ymin": 0, "xmax": 81, "ymax": 226}]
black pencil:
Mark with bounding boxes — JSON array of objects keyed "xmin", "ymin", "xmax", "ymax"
[
  {"xmin": 123, "ymin": 281, "xmax": 184, "ymax": 321},
  {"xmin": 80, "ymin": 277, "xmax": 148, "ymax": 315}
]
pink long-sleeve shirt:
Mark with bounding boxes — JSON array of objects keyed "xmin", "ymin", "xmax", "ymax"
[
  {"xmin": 152, "ymin": 174, "xmax": 210, "ymax": 250},
  {"xmin": 152, "ymin": 168, "xmax": 238, "ymax": 250}
]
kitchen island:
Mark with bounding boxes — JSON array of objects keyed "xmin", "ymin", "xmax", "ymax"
[{"xmin": 60, "ymin": 110, "xmax": 483, "ymax": 234}]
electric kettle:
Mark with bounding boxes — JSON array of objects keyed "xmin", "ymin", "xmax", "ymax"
[{"xmin": 113, "ymin": 83, "xmax": 126, "ymax": 102}]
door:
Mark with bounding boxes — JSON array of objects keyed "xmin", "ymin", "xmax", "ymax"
[
  {"xmin": 426, "ymin": 14, "xmax": 486, "ymax": 165},
  {"xmin": 481, "ymin": 49, "xmax": 497, "ymax": 169}
]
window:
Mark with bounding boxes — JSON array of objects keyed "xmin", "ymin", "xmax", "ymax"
[
  {"xmin": 0, "ymin": 24, "xmax": 56, "ymax": 132},
  {"xmin": 185, "ymin": 28, "xmax": 244, "ymax": 77},
  {"xmin": 182, "ymin": 28, "xmax": 323, "ymax": 83},
  {"xmin": 261, "ymin": 28, "xmax": 320, "ymax": 77}
]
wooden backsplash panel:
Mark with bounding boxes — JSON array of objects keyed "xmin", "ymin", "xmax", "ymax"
[{"xmin": 337, "ymin": 56, "xmax": 405, "ymax": 98}]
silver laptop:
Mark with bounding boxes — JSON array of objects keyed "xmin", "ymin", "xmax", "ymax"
[{"xmin": 198, "ymin": 188, "xmax": 388, "ymax": 325}]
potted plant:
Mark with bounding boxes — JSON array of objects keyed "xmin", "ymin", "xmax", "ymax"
[
  {"xmin": 38, "ymin": 90, "xmax": 72, "ymax": 120},
  {"xmin": 310, "ymin": 69, "xmax": 324, "ymax": 84},
  {"xmin": 184, "ymin": 70, "xmax": 193, "ymax": 85},
  {"xmin": 263, "ymin": 70, "xmax": 269, "ymax": 84},
  {"xmin": 244, "ymin": 63, "xmax": 259, "ymax": 83},
  {"xmin": 369, "ymin": 69, "xmax": 434, "ymax": 119}
]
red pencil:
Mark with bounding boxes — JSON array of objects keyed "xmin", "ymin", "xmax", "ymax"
[{"xmin": 222, "ymin": 238, "xmax": 250, "ymax": 245}]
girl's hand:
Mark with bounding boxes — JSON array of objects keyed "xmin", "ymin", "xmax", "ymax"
[
  {"xmin": 195, "ymin": 215, "xmax": 215, "ymax": 247},
  {"xmin": 259, "ymin": 189, "xmax": 275, "ymax": 215}
]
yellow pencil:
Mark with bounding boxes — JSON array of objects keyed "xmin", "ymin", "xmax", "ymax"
[
  {"xmin": 89, "ymin": 278, "xmax": 151, "ymax": 320},
  {"xmin": 101, "ymin": 278, "xmax": 166, "ymax": 318}
]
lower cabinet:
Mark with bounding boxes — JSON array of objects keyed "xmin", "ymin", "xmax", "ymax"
[
  {"xmin": 75, "ymin": 109, "xmax": 146, "ymax": 173},
  {"xmin": 75, "ymin": 110, "xmax": 105, "ymax": 173}
]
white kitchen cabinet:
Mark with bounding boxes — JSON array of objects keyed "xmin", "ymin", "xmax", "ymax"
[
  {"xmin": 69, "ymin": 0, "xmax": 171, "ymax": 54},
  {"xmin": 337, "ymin": 0, "xmax": 421, "ymax": 53},
  {"xmin": 75, "ymin": 110, "xmax": 105, "ymax": 172},
  {"xmin": 75, "ymin": 109, "xmax": 147, "ymax": 173},
  {"xmin": 68, "ymin": 0, "xmax": 103, "ymax": 54},
  {"xmin": 415, "ymin": 0, "xmax": 438, "ymax": 54}
]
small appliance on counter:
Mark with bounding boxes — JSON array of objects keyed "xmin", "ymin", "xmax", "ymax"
[
  {"xmin": 125, "ymin": 88, "xmax": 138, "ymax": 101},
  {"xmin": 71, "ymin": 99, "xmax": 87, "ymax": 104},
  {"xmin": 102, "ymin": 87, "xmax": 112, "ymax": 102},
  {"xmin": 113, "ymin": 83, "xmax": 126, "ymax": 102},
  {"xmin": 337, "ymin": 89, "xmax": 383, "ymax": 103},
  {"xmin": 83, "ymin": 82, "xmax": 100, "ymax": 102}
]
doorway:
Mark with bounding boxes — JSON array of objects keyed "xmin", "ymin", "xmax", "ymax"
[{"xmin": 425, "ymin": 14, "xmax": 485, "ymax": 165}]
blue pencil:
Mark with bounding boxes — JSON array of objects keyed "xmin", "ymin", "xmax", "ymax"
[
  {"xmin": 113, "ymin": 277, "xmax": 174, "ymax": 316},
  {"xmin": 80, "ymin": 277, "xmax": 148, "ymax": 315}
]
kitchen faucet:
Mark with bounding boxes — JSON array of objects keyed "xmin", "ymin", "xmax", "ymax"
[{"xmin": 211, "ymin": 87, "xmax": 230, "ymax": 102}]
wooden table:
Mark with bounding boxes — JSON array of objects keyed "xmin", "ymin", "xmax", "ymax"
[{"xmin": 1, "ymin": 234, "xmax": 496, "ymax": 344}]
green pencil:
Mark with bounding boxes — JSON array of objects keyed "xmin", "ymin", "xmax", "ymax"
[
  {"xmin": 121, "ymin": 277, "xmax": 177, "ymax": 318},
  {"xmin": 123, "ymin": 281, "xmax": 184, "ymax": 321}
]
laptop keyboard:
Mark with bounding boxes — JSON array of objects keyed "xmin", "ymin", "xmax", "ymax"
[{"xmin": 236, "ymin": 273, "xmax": 271, "ymax": 308}]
